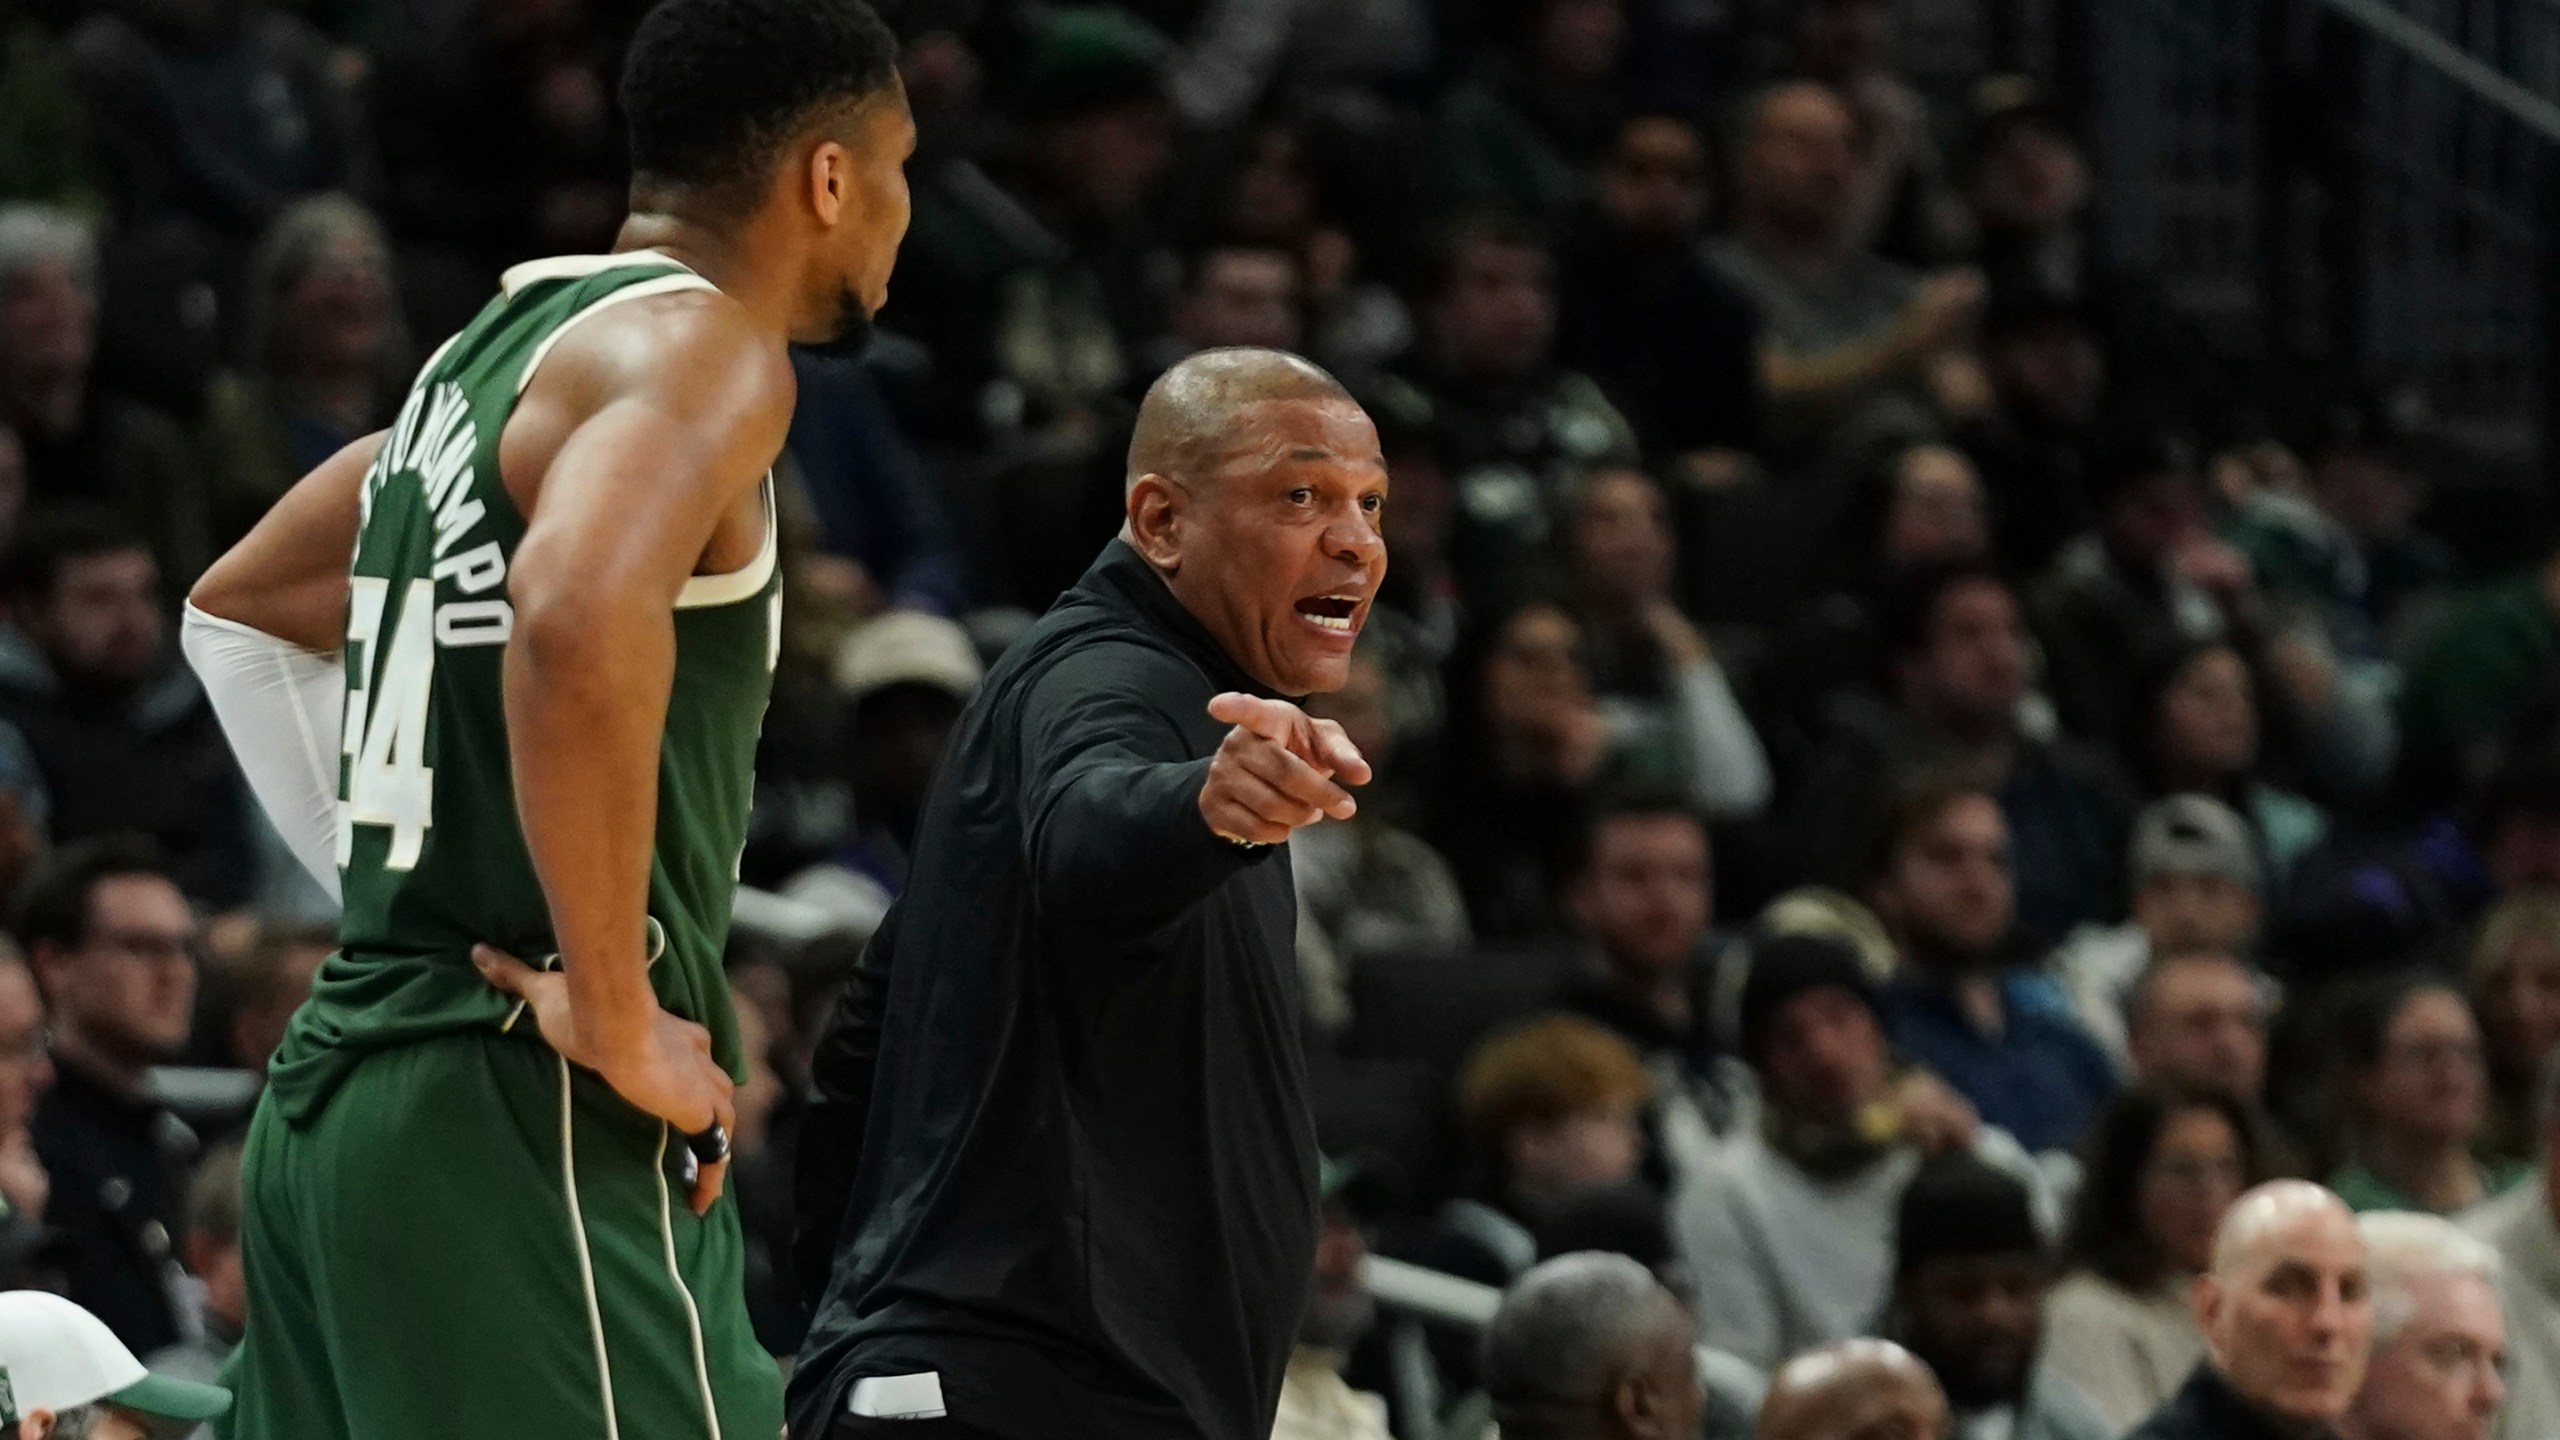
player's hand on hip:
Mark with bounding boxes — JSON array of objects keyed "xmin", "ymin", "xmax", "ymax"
[
  {"xmin": 1199, "ymin": 692, "xmax": 1371, "ymax": 845},
  {"xmin": 473, "ymin": 944, "xmax": 738, "ymax": 1214}
]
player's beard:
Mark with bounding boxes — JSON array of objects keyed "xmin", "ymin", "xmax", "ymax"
[{"xmin": 798, "ymin": 285, "xmax": 875, "ymax": 361}]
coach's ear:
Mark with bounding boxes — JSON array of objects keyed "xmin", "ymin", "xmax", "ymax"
[
  {"xmin": 1125, "ymin": 473, "xmax": 1188, "ymax": 575},
  {"xmin": 21, "ymin": 1409, "xmax": 59, "ymax": 1438}
]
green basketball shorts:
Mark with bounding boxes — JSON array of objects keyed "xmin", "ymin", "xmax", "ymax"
[{"xmin": 217, "ymin": 1030, "xmax": 783, "ymax": 1440}]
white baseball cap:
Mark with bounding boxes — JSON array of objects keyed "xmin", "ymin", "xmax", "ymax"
[
  {"xmin": 0, "ymin": 1291, "xmax": 230, "ymax": 1432},
  {"xmin": 832, "ymin": 610, "xmax": 983, "ymax": 703}
]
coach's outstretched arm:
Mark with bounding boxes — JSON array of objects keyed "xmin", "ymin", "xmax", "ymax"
[
  {"xmin": 472, "ymin": 296, "xmax": 787, "ymax": 1212},
  {"xmin": 1019, "ymin": 649, "xmax": 1365, "ymax": 932}
]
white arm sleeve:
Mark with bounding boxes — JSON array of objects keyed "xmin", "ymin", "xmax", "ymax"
[{"xmin": 181, "ymin": 603, "xmax": 343, "ymax": 900}]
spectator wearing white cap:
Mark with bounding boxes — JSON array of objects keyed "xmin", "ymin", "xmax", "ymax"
[
  {"xmin": 2051, "ymin": 794, "xmax": 2266, "ymax": 1070},
  {"xmin": 780, "ymin": 611, "xmax": 986, "ymax": 936},
  {"xmin": 0, "ymin": 1289, "xmax": 227, "ymax": 1438}
]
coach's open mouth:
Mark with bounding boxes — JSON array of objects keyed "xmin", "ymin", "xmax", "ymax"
[{"xmin": 1293, "ymin": 594, "xmax": 1361, "ymax": 634}]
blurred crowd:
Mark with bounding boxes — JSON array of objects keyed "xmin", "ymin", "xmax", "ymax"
[{"xmin": 1, "ymin": 0, "xmax": 2559, "ymax": 1436}]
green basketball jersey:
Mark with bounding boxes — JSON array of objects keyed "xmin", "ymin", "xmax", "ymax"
[{"xmin": 268, "ymin": 252, "xmax": 779, "ymax": 1122}]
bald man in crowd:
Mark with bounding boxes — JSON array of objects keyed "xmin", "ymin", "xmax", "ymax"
[
  {"xmin": 791, "ymin": 349, "xmax": 1389, "ymax": 1440},
  {"xmin": 1757, "ymin": 1339, "xmax": 1951, "ymax": 1440},
  {"xmin": 1481, "ymin": 1252, "xmax": 1705, "ymax": 1440},
  {"xmin": 2125, "ymin": 1180, "xmax": 2375, "ymax": 1440},
  {"xmin": 2340, "ymin": 1212, "xmax": 2504, "ymax": 1440}
]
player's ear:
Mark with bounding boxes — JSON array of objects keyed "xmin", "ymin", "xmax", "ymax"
[
  {"xmin": 1125, "ymin": 474, "xmax": 1185, "ymax": 573},
  {"xmin": 806, "ymin": 139, "xmax": 852, "ymax": 226}
]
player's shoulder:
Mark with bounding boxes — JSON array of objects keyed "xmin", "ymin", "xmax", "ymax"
[{"xmin": 552, "ymin": 282, "xmax": 795, "ymax": 429}]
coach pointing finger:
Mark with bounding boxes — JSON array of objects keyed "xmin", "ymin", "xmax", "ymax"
[
  {"xmin": 791, "ymin": 348, "xmax": 1389, "ymax": 1440},
  {"xmin": 1202, "ymin": 691, "xmax": 1373, "ymax": 844}
]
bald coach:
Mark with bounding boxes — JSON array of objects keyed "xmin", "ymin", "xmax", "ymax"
[{"xmin": 789, "ymin": 349, "xmax": 1389, "ymax": 1440}]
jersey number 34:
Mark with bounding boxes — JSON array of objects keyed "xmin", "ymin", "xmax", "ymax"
[{"xmin": 338, "ymin": 575, "xmax": 437, "ymax": 872}]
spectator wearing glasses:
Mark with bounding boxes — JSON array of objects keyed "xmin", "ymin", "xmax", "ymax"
[
  {"xmin": 2326, "ymin": 975, "xmax": 2523, "ymax": 1216},
  {"xmin": 21, "ymin": 840, "xmax": 199, "ymax": 1355}
]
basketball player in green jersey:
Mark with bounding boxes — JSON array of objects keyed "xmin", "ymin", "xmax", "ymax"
[{"xmin": 175, "ymin": 1, "xmax": 912, "ymax": 1435}]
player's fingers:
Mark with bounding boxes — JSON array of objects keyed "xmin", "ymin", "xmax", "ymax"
[
  {"xmin": 1234, "ymin": 740, "xmax": 1355, "ymax": 820},
  {"xmin": 1208, "ymin": 692, "xmax": 1311, "ymax": 751},
  {"xmin": 471, "ymin": 945, "xmax": 537, "ymax": 997},
  {"xmin": 691, "ymin": 1155, "xmax": 729, "ymax": 1216},
  {"xmin": 1308, "ymin": 719, "xmax": 1373, "ymax": 787},
  {"xmin": 677, "ymin": 1017, "xmax": 715, "ymax": 1057},
  {"xmin": 685, "ymin": 1080, "xmax": 737, "ymax": 1215}
]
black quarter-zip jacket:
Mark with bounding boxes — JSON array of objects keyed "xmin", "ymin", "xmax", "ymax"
[{"xmin": 789, "ymin": 540, "xmax": 1318, "ymax": 1440}]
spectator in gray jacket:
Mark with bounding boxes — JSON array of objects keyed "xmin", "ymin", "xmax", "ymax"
[{"xmin": 1673, "ymin": 930, "xmax": 2049, "ymax": 1369}]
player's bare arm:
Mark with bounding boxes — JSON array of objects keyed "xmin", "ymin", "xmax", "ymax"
[
  {"xmin": 471, "ymin": 289, "xmax": 793, "ymax": 1214},
  {"xmin": 188, "ymin": 431, "xmax": 384, "ymax": 649}
]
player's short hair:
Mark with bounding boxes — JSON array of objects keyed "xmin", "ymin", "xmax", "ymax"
[{"xmin": 619, "ymin": 0, "xmax": 902, "ymax": 213}]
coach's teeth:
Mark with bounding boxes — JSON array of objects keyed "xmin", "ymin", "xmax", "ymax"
[{"xmin": 1307, "ymin": 614, "xmax": 1353, "ymax": 632}]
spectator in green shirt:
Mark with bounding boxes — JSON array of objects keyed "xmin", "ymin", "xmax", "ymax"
[{"xmin": 2327, "ymin": 972, "xmax": 2528, "ymax": 1215}]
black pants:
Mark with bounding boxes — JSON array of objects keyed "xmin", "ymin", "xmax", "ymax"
[{"xmin": 830, "ymin": 1417, "xmax": 1005, "ymax": 1439}]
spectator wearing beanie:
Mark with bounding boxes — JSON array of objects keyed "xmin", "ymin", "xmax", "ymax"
[
  {"xmin": 2051, "ymin": 793, "xmax": 2267, "ymax": 1068},
  {"xmin": 1672, "ymin": 931, "xmax": 2049, "ymax": 1370},
  {"xmin": 1889, "ymin": 1151, "xmax": 2113, "ymax": 1440}
]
